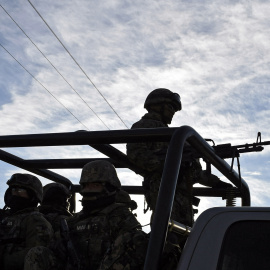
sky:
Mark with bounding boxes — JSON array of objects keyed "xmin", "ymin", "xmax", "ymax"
[{"xmin": 1, "ymin": 0, "xmax": 270, "ymax": 230}]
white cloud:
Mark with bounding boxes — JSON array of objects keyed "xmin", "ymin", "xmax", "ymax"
[{"xmin": 1, "ymin": 0, "xmax": 270, "ymax": 229}]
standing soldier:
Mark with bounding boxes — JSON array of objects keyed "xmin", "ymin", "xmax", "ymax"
[
  {"xmin": 0, "ymin": 173, "xmax": 56, "ymax": 270},
  {"xmin": 126, "ymin": 88, "xmax": 231, "ymax": 239},
  {"xmin": 58, "ymin": 160, "xmax": 148, "ymax": 270},
  {"xmin": 39, "ymin": 182, "xmax": 72, "ymax": 231}
]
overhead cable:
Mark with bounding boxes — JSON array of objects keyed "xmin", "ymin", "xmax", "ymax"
[
  {"xmin": 0, "ymin": 42, "xmax": 90, "ymax": 131},
  {"xmin": 0, "ymin": 4, "xmax": 110, "ymax": 130},
  {"xmin": 27, "ymin": 0, "xmax": 129, "ymax": 129}
]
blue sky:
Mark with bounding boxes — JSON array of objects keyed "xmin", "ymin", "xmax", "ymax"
[{"xmin": 1, "ymin": 0, "xmax": 270, "ymax": 228}]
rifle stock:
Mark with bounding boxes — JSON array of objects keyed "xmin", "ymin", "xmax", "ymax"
[{"xmin": 60, "ymin": 218, "xmax": 81, "ymax": 270}]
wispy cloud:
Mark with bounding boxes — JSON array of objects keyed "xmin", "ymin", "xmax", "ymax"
[{"xmin": 1, "ymin": 0, "xmax": 270, "ymax": 227}]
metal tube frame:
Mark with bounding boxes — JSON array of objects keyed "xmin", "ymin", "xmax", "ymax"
[
  {"xmin": 0, "ymin": 126, "xmax": 251, "ymax": 270},
  {"xmin": 143, "ymin": 126, "xmax": 250, "ymax": 270}
]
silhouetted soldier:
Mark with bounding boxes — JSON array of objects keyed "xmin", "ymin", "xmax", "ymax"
[
  {"xmin": 127, "ymin": 88, "xmax": 231, "ymax": 245},
  {"xmin": 0, "ymin": 173, "xmax": 56, "ymax": 270},
  {"xmin": 56, "ymin": 161, "xmax": 148, "ymax": 270},
  {"xmin": 39, "ymin": 182, "xmax": 72, "ymax": 231}
]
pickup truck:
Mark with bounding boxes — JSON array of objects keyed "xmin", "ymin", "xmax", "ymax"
[
  {"xmin": 0, "ymin": 125, "xmax": 268, "ymax": 270},
  {"xmin": 177, "ymin": 207, "xmax": 270, "ymax": 270}
]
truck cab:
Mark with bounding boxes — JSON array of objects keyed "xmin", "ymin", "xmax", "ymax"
[{"xmin": 177, "ymin": 207, "xmax": 270, "ymax": 270}]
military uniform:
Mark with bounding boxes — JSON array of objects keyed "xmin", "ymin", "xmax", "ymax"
[
  {"xmin": 66, "ymin": 203, "xmax": 147, "ymax": 270},
  {"xmin": 0, "ymin": 173, "xmax": 58, "ymax": 270},
  {"xmin": 116, "ymin": 189, "xmax": 138, "ymax": 214},
  {"xmin": 127, "ymin": 111, "xmax": 199, "ymax": 226},
  {"xmin": 127, "ymin": 89, "xmax": 230, "ymax": 229},
  {"xmin": 39, "ymin": 204, "xmax": 72, "ymax": 232},
  {"xmin": 58, "ymin": 160, "xmax": 148, "ymax": 270},
  {"xmin": 39, "ymin": 183, "xmax": 73, "ymax": 232},
  {"xmin": 0, "ymin": 207, "xmax": 54, "ymax": 270}
]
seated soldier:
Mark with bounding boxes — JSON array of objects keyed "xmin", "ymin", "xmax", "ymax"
[
  {"xmin": 116, "ymin": 189, "xmax": 138, "ymax": 215},
  {"xmin": 56, "ymin": 160, "xmax": 148, "ymax": 270},
  {"xmin": 39, "ymin": 182, "xmax": 72, "ymax": 231},
  {"xmin": 0, "ymin": 173, "xmax": 56, "ymax": 270}
]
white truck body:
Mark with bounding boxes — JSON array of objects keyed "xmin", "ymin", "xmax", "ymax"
[{"xmin": 177, "ymin": 207, "xmax": 270, "ymax": 270}]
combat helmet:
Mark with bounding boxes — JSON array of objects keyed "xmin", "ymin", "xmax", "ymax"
[
  {"xmin": 116, "ymin": 190, "xmax": 137, "ymax": 211},
  {"xmin": 80, "ymin": 160, "xmax": 121, "ymax": 190},
  {"xmin": 6, "ymin": 173, "xmax": 43, "ymax": 203},
  {"xmin": 43, "ymin": 182, "xmax": 71, "ymax": 202},
  {"xmin": 144, "ymin": 88, "xmax": 182, "ymax": 111}
]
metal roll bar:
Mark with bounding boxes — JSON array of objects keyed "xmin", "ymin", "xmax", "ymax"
[
  {"xmin": 0, "ymin": 126, "xmax": 250, "ymax": 270},
  {"xmin": 143, "ymin": 126, "xmax": 250, "ymax": 270}
]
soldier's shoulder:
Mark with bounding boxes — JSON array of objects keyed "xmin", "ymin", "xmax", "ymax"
[
  {"xmin": 101, "ymin": 203, "xmax": 126, "ymax": 215},
  {"xmin": 12, "ymin": 207, "xmax": 41, "ymax": 219},
  {"xmin": 25, "ymin": 209, "xmax": 52, "ymax": 223},
  {"xmin": 131, "ymin": 114, "xmax": 166, "ymax": 129},
  {"xmin": 108, "ymin": 204, "xmax": 141, "ymax": 227},
  {"xmin": 66, "ymin": 211, "xmax": 83, "ymax": 226}
]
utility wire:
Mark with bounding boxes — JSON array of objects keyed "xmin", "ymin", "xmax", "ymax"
[
  {"xmin": 0, "ymin": 4, "xmax": 110, "ymax": 130},
  {"xmin": 27, "ymin": 0, "xmax": 129, "ymax": 129},
  {"xmin": 0, "ymin": 42, "xmax": 90, "ymax": 131}
]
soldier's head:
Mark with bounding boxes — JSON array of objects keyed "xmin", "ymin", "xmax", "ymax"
[
  {"xmin": 42, "ymin": 182, "xmax": 71, "ymax": 210},
  {"xmin": 116, "ymin": 190, "xmax": 137, "ymax": 212},
  {"xmin": 4, "ymin": 173, "xmax": 43, "ymax": 212},
  {"xmin": 144, "ymin": 88, "xmax": 182, "ymax": 124},
  {"xmin": 79, "ymin": 160, "xmax": 121, "ymax": 210}
]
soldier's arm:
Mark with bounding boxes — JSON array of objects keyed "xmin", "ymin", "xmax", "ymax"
[
  {"xmin": 127, "ymin": 119, "xmax": 167, "ymax": 172},
  {"xmin": 25, "ymin": 214, "xmax": 54, "ymax": 247},
  {"xmin": 110, "ymin": 206, "xmax": 142, "ymax": 237},
  {"xmin": 127, "ymin": 141, "xmax": 164, "ymax": 172},
  {"xmin": 99, "ymin": 207, "xmax": 147, "ymax": 270}
]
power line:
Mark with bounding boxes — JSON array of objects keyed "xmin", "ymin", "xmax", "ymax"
[
  {"xmin": 0, "ymin": 4, "xmax": 110, "ymax": 130},
  {"xmin": 27, "ymin": 0, "xmax": 129, "ymax": 129},
  {"xmin": 0, "ymin": 42, "xmax": 90, "ymax": 131}
]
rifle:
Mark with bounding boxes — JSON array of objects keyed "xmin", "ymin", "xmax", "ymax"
[
  {"xmin": 211, "ymin": 132, "xmax": 270, "ymax": 159},
  {"xmin": 202, "ymin": 132, "xmax": 270, "ymax": 180},
  {"xmin": 60, "ymin": 218, "xmax": 81, "ymax": 270}
]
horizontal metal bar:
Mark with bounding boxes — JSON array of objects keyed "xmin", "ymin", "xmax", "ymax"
[
  {"xmin": 71, "ymin": 185, "xmax": 241, "ymax": 198},
  {"xmin": 0, "ymin": 128, "xmax": 177, "ymax": 147},
  {"xmin": 0, "ymin": 149, "xmax": 72, "ymax": 186},
  {"xmin": 89, "ymin": 144, "xmax": 145, "ymax": 175},
  {"xmin": 25, "ymin": 158, "xmax": 126, "ymax": 169}
]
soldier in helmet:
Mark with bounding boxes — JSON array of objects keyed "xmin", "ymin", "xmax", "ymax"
[
  {"xmin": 116, "ymin": 189, "xmax": 138, "ymax": 214},
  {"xmin": 39, "ymin": 182, "xmax": 72, "ymax": 231},
  {"xmin": 126, "ymin": 89, "xmax": 231, "ymax": 244},
  {"xmin": 0, "ymin": 173, "xmax": 56, "ymax": 270},
  {"xmin": 58, "ymin": 160, "xmax": 148, "ymax": 270}
]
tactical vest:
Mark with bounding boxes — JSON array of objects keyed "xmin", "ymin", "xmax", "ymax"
[
  {"xmin": 0, "ymin": 209, "xmax": 40, "ymax": 253},
  {"xmin": 68, "ymin": 204, "xmax": 127, "ymax": 269},
  {"xmin": 39, "ymin": 205, "xmax": 72, "ymax": 231}
]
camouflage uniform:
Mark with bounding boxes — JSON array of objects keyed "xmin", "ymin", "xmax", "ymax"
[
  {"xmin": 59, "ymin": 161, "xmax": 148, "ymax": 270},
  {"xmin": 126, "ymin": 110, "xmax": 199, "ymax": 225},
  {"xmin": 116, "ymin": 190, "xmax": 138, "ymax": 214},
  {"xmin": 127, "ymin": 90, "xmax": 203, "ymax": 227},
  {"xmin": 127, "ymin": 89, "xmax": 232, "ymax": 229},
  {"xmin": 0, "ymin": 173, "xmax": 56, "ymax": 270},
  {"xmin": 66, "ymin": 203, "xmax": 147, "ymax": 270},
  {"xmin": 0, "ymin": 207, "xmax": 55, "ymax": 269}
]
